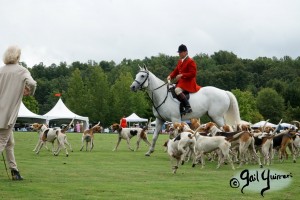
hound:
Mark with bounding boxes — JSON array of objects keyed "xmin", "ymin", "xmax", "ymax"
[
  {"xmin": 32, "ymin": 123, "xmax": 52, "ymax": 152},
  {"xmin": 253, "ymin": 126, "xmax": 275, "ymax": 165},
  {"xmin": 192, "ymin": 133, "xmax": 235, "ymax": 170},
  {"xmin": 273, "ymin": 130, "xmax": 297, "ymax": 163},
  {"xmin": 189, "ymin": 118, "xmax": 201, "ymax": 131},
  {"xmin": 31, "ymin": 120, "xmax": 73, "ymax": 156},
  {"xmin": 204, "ymin": 122, "xmax": 263, "ymax": 168},
  {"xmin": 166, "ymin": 132, "xmax": 196, "ymax": 174},
  {"xmin": 80, "ymin": 122, "xmax": 102, "ymax": 151},
  {"xmin": 293, "ymin": 133, "xmax": 300, "ymax": 157},
  {"xmin": 111, "ymin": 123, "xmax": 151, "ymax": 151}
]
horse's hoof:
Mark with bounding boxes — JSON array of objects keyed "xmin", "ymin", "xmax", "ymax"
[{"xmin": 145, "ymin": 153, "xmax": 151, "ymax": 156}]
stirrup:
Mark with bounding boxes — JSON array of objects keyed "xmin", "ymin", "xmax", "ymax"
[
  {"xmin": 181, "ymin": 107, "xmax": 192, "ymax": 115},
  {"xmin": 185, "ymin": 107, "xmax": 192, "ymax": 113}
]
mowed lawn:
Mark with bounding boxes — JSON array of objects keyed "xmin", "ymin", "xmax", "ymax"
[{"xmin": 1, "ymin": 132, "xmax": 300, "ymax": 200}]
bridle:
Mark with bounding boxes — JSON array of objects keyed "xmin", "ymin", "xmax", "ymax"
[
  {"xmin": 134, "ymin": 70, "xmax": 169, "ymax": 121},
  {"xmin": 133, "ymin": 70, "xmax": 149, "ymax": 90}
]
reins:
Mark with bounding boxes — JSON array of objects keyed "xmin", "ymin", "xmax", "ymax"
[
  {"xmin": 134, "ymin": 70, "xmax": 169, "ymax": 121},
  {"xmin": 148, "ymin": 82, "xmax": 169, "ymax": 121}
]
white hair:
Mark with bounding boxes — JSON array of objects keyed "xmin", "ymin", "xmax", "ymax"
[{"xmin": 3, "ymin": 45, "xmax": 21, "ymax": 64}]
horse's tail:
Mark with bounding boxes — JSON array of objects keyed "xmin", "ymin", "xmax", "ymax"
[{"xmin": 224, "ymin": 91, "xmax": 241, "ymax": 126}]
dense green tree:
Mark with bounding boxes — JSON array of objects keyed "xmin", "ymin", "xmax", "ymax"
[
  {"xmin": 265, "ymin": 79, "xmax": 288, "ymax": 97},
  {"xmin": 193, "ymin": 53, "xmax": 216, "ymax": 70},
  {"xmin": 84, "ymin": 66, "xmax": 110, "ymax": 125},
  {"xmin": 284, "ymin": 103, "xmax": 300, "ymax": 122},
  {"xmin": 23, "ymin": 96, "xmax": 39, "ymax": 114},
  {"xmin": 99, "ymin": 60, "xmax": 116, "ymax": 72},
  {"xmin": 65, "ymin": 68, "xmax": 90, "ymax": 117},
  {"xmin": 246, "ymin": 57, "xmax": 273, "ymax": 74},
  {"xmin": 284, "ymin": 78, "xmax": 300, "ymax": 108},
  {"xmin": 110, "ymin": 72, "xmax": 150, "ymax": 123},
  {"xmin": 33, "ymin": 78, "xmax": 53, "ymax": 114},
  {"xmin": 211, "ymin": 50, "xmax": 238, "ymax": 65},
  {"xmin": 256, "ymin": 88, "xmax": 285, "ymax": 122},
  {"xmin": 31, "ymin": 63, "xmax": 48, "ymax": 79},
  {"xmin": 232, "ymin": 89, "xmax": 263, "ymax": 123}
]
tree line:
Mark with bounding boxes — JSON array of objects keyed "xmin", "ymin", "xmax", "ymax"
[{"xmin": 22, "ymin": 50, "xmax": 300, "ymax": 127}]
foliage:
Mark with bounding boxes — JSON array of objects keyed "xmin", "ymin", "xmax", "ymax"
[
  {"xmin": 20, "ymin": 50, "xmax": 300, "ymax": 126},
  {"xmin": 231, "ymin": 89, "xmax": 263, "ymax": 123},
  {"xmin": 65, "ymin": 68, "xmax": 90, "ymax": 117},
  {"xmin": 22, "ymin": 95, "xmax": 39, "ymax": 113},
  {"xmin": 256, "ymin": 88, "xmax": 285, "ymax": 122},
  {"xmin": 109, "ymin": 72, "xmax": 150, "ymax": 124}
]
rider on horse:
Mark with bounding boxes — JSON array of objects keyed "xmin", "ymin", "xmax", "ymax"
[{"xmin": 167, "ymin": 44, "xmax": 201, "ymax": 115}]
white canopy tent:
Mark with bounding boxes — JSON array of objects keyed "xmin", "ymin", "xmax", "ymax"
[
  {"xmin": 17, "ymin": 102, "xmax": 46, "ymax": 123},
  {"xmin": 43, "ymin": 98, "xmax": 89, "ymax": 130},
  {"xmin": 251, "ymin": 121, "xmax": 277, "ymax": 128},
  {"xmin": 278, "ymin": 123, "xmax": 297, "ymax": 130},
  {"xmin": 125, "ymin": 113, "xmax": 148, "ymax": 127}
]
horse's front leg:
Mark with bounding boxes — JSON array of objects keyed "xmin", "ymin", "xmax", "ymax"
[{"xmin": 145, "ymin": 118, "xmax": 164, "ymax": 156}]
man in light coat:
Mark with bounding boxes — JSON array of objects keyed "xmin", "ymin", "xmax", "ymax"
[{"xmin": 0, "ymin": 45, "xmax": 36, "ymax": 180}]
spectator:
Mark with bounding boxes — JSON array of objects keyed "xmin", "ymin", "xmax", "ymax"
[
  {"xmin": 76, "ymin": 121, "xmax": 81, "ymax": 133},
  {"xmin": 80, "ymin": 121, "xmax": 84, "ymax": 132},
  {"xmin": 120, "ymin": 115, "xmax": 127, "ymax": 128},
  {"xmin": 0, "ymin": 45, "xmax": 36, "ymax": 180}
]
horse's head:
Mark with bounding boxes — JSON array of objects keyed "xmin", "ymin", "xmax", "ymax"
[{"xmin": 130, "ymin": 65, "xmax": 149, "ymax": 92}]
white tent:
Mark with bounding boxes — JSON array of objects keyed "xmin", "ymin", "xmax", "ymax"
[
  {"xmin": 251, "ymin": 121, "xmax": 277, "ymax": 128},
  {"xmin": 18, "ymin": 102, "xmax": 46, "ymax": 123},
  {"xmin": 125, "ymin": 113, "xmax": 148, "ymax": 122},
  {"xmin": 43, "ymin": 98, "xmax": 89, "ymax": 129},
  {"xmin": 125, "ymin": 113, "xmax": 148, "ymax": 127},
  {"xmin": 279, "ymin": 123, "xmax": 297, "ymax": 130}
]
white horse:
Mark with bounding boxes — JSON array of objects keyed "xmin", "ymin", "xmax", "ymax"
[{"xmin": 130, "ymin": 66, "xmax": 241, "ymax": 156}]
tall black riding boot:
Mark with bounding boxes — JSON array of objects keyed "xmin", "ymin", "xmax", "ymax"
[{"xmin": 177, "ymin": 93, "xmax": 192, "ymax": 114}]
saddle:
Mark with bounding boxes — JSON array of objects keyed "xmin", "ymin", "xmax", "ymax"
[{"xmin": 169, "ymin": 86, "xmax": 190, "ymax": 114}]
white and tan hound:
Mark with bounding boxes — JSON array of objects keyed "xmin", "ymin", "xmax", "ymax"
[
  {"xmin": 31, "ymin": 120, "xmax": 73, "ymax": 156},
  {"xmin": 80, "ymin": 122, "xmax": 102, "ymax": 151},
  {"xmin": 111, "ymin": 123, "xmax": 151, "ymax": 151}
]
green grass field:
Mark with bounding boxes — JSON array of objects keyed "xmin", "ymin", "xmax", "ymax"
[{"xmin": 0, "ymin": 132, "xmax": 299, "ymax": 200}]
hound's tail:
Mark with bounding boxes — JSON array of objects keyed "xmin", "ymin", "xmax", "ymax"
[
  {"xmin": 224, "ymin": 91, "xmax": 241, "ymax": 126},
  {"xmin": 62, "ymin": 118, "xmax": 75, "ymax": 133}
]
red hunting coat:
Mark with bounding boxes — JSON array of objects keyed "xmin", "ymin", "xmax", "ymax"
[{"xmin": 169, "ymin": 57, "xmax": 201, "ymax": 93}]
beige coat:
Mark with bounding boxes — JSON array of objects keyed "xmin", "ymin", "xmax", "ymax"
[{"xmin": 0, "ymin": 64, "xmax": 36, "ymax": 129}]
